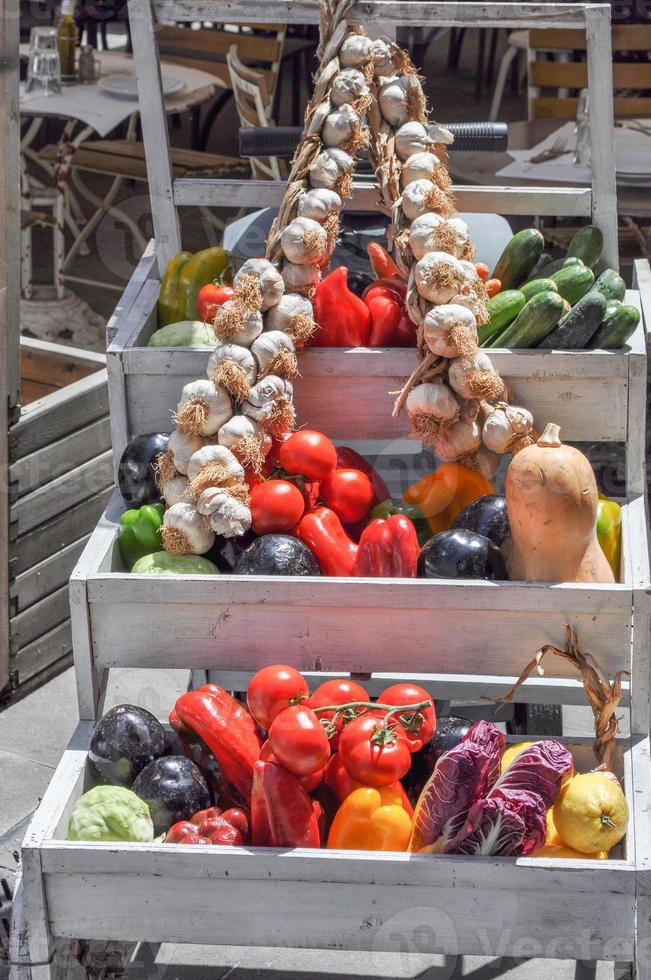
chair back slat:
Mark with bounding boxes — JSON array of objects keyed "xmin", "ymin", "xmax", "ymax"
[
  {"xmin": 227, "ymin": 44, "xmax": 284, "ymax": 180},
  {"xmin": 528, "ymin": 25, "xmax": 651, "ymax": 119}
]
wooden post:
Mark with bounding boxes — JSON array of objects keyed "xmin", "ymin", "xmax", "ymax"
[
  {"xmin": 128, "ymin": 1, "xmax": 181, "ymax": 275},
  {"xmin": 0, "ymin": 0, "xmax": 21, "ymax": 695},
  {"xmin": 585, "ymin": 3, "xmax": 618, "ymax": 269}
]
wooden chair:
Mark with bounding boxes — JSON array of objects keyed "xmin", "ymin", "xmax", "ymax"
[
  {"xmin": 528, "ymin": 25, "xmax": 651, "ymax": 118},
  {"xmin": 226, "ymin": 45, "xmax": 285, "ymax": 181},
  {"xmin": 156, "ymin": 23, "xmax": 286, "ymax": 149}
]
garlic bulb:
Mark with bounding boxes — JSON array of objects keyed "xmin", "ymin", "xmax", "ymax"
[
  {"xmin": 372, "ymin": 39, "xmax": 394, "ymax": 77},
  {"xmin": 186, "ymin": 444, "xmax": 244, "ymax": 484},
  {"xmin": 474, "ymin": 447, "xmax": 501, "ymax": 480},
  {"xmin": 168, "ymin": 428, "xmax": 206, "ymax": 476},
  {"xmin": 243, "ymin": 375, "xmax": 295, "ymax": 432},
  {"xmin": 281, "ymin": 262, "xmax": 321, "ymax": 295},
  {"xmin": 161, "ymin": 475, "xmax": 189, "ymax": 508},
  {"xmin": 433, "ymin": 417, "xmax": 481, "ymax": 463},
  {"xmin": 405, "ymin": 380, "xmax": 460, "ymax": 440},
  {"xmin": 422, "ymin": 304, "xmax": 478, "ymax": 359},
  {"xmin": 400, "ymin": 151, "xmax": 441, "ymax": 187},
  {"xmin": 378, "ymin": 75, "xmax": 424, "ymax": 127},
  {"xmin": 449, "ymin": 351, "xmax": 505, "ymax": 401},
  {"xmin": 265, "ymin": 293, "xmax": 315, "ymax": 342},
  {"xmin": 218, "ymin": 414, "xmax": 271, "ymax": 471},
  {"xmin": 213, "ymin": 300, "xmax": 264, "ymax": 347},
  {"xmin": 414, "ymin": 251, "xmax": 466, "ymax": 304},
  {"xmin": 297, "ymin": 188, "xmax": 342, "ymax": 223},
  {"xmin": 429, "ymin": 123, "xmax": 455, "ymax": 146},
  {"xmin": 161, "ymin": 502, "xmax": 214, "ymax": 555},
  {"xmin": 409, "ymin": 214, "xmax": 472, "ymax": 262},
  {"xmin": 234, "ymin": 258, "xmax": 284, "ymax": 311},
  {"xmin": 331, "ymin": 67, "xmax": 369, "ymax": 106},
  {"xmin": 280, "ymin": 217, "xmax": 328, "ymax": 266},
  {"xmin": 395, "ymin": 121, "xmax": 430, "ymax": 161},
  {"xmin": 309, "ymin": 147, "xmax": 354, "ymax": 190},
  {"xmin": 251, "ymin": 330, "xmax": 297, "ymax": 378},
  {"xmin": 175, "ymin": 379, "xmax": 232, "ymax": 436},
  {"xmin": 206, "ymin": 343, "xmax": 257, "ymax": 403},
  {"xmin": 401, "ymin": 179, "xmax": 451, "ymax": 222},
  {"xmin": 196, "ymin": 487, "xmax": 252, "ymax": 538},
  {"xmin": 321, "ymin": 103, "xmax": 360, "ymax": 149},
  {"xmin": 482, "ymin": 403, "xmax": 534, "ymax": 455},
  {"xmin": 339, "ymin": 35, "xmax": 374, "ymax": 68}
]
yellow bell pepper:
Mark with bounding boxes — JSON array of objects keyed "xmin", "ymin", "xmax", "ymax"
[
  {"xmin": 327, "ymin": 786, "xmax": 412, "ymax": 851},
  {"xmin": 403, "ymin": 462, "xmax": 495, "ymax": 535},
  {"xmin": 597, "ymin": 493, "xmax": 622, "ymax": 579}
]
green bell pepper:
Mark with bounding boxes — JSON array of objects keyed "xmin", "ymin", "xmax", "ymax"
[
  {"xmin": 119, "ymin": 503, "xmax": 165, "ymax": 570},
  {"xmin": 157, "ymin": 247, "xmax": 233, "ymax": 327},
  {"xmin": 157, "ymin": 251, "xmax": 192, "ymax": 326},
  {"xmin": 370, "ymin": 499, "xmax": 431, "ymax": 547}
]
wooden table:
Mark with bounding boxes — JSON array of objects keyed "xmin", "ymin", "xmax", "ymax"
[{"xmin": 450, "ymin": 119, "xmax": 651, "ymax": 219}]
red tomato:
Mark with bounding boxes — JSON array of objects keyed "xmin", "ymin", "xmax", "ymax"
[
  {"xmin": 338, "ymin": 712, "xmax": 411, "ymax": 787},
  {"xmin": 377, "ymin": 683, "xmax": 436, "ymax": 753},
  {"xmin": 250, "ymin": 479, "xmax": 305, "ymax": 535},
  {"xmin": 324, "ymin": 753, "xmax": 413, "ymax": 814},
  {"xmin": 247, "ymin": 665, "xmax": 309, "ymax": 729},
  {"xmin": 320, "ymin": 468, "xmax": 376, "ymax": 524},
  {"xmin": 335, "ymin": 446, "xmax": 390, "ymax": 503},
  {"xmin": 260, "ymin": 740, "xmax": 326, "ymax": 791},
  {"xmin": 268, "ymin": 705, "xmax": 331, "ymax": 776},
  {"xmin": 197, "ymin": 283, "xmax": 235, "ymax": 321},
  {"xmin": 475, "ymin": 262, "xmax": 490, "ymax": 282},
  {"xmin": 307, "ymin": 678, "xmax": 369, "ymax": 748},
  {"xmin": 279, "ymin": 430, "xmax": 337, "ymax": 481}
]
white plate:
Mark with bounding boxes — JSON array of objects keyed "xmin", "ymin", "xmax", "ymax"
[{"xmin": 98, "ymin": 73, "xmax": 185, "ymax": 99}]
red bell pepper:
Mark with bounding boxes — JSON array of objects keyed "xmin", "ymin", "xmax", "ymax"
[
  {"xmin": 295, "ymin": 506, "xmax": 358, "ymax": 576},
  {"xmin": 313, "ymin": 267, "xmax": 371, "ymax": 347},
  {"xmin": 171, "ymin": 685, "xmax": 261, "ymax": 805},
  {"xmin": 325, "ymin": 753, "xmax": 413, "ymax": 816},
  {"xmin": 367, "ymin": 242, "xmax": 404, "ymax": 281},
  {"xmin": 166, "ymin": 806, "xmax": 249, "ymax": 846},
  {"xmin": 364, "ymin": 284, "xmax": 417, "ymax": 348},
  {"xmin": 251, "ymin": 761, "xmax": 320, "ymax": 848},
  {"xmin": 353, "ymin": 514, "xmax": 419, "ymax": 578}
]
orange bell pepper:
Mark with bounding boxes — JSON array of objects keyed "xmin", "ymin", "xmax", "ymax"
[
  {"xmin": 403, "ymin": 463, "xmax": 495, "ymax": 535},
  {"xmin": 327, "ymin": 786, "xmax": 412, "ymax": 851}
]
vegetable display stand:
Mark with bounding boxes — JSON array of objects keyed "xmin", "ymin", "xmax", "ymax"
[{"xmin": 3, "ymin": 339, "xmax": 113, "ymax": 703}]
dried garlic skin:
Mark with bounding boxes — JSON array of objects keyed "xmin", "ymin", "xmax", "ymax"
[
  {"xmin": 339, "ymin": 35, "xmax": 374, "ymax": 68},
  {"xmin": 162, "ymin": 501, "xmax": 215, "ymax": 555},
  {"xmin": 297, "ymin": 189, "xmax": 342, "ymax": 222},
  {"xmin": 280, "ymin": 217, "xmax": 328, "ymax": 266},
  {"xmin": 400, "ymin": 150, "xmax": 441, "ymax": 187},
  {"xmin": 168, "ymin": 429, "xmax": 206, "ymax": 476},
  {"xmin": 234, "ymin": 258, "xmax": 284, "ymax": 311}
]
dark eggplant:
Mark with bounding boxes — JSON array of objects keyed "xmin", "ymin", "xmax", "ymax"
[
  {"xmin": 233, "ymin": 534, "xmax": 320, "ymax": 576},
  {"xmin": 89, "ymin": 704, "xmax": 166, "ymax": 788},
  {"xmin": 452, "ymin": 494, "xmax": 511, "ymax": 547},
  {"xmin": 205, "ymin": 529, "xmax": 257, "ymax": 572},
  {"xmin": 346, "ymin": 270, "xmax": 373, "ymax": 297},
  {"xmin": 403, "ymin": 715, "xmax": 473, "ymax": 805},
  {"xmin": 131, "ymin": 756, "xmax": 210, "ymax": 835},
  {"xmin": 418, "ymin": 529, "xmax": 507, "ymax": 581},
  {"xmin": 117, "ymin": 432, "xmax": 169, "ymax": 508}
]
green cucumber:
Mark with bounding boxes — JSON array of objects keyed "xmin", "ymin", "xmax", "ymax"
[
  {"xmin": 592, "ymin": 268, "xmax": 626, "ymax": 302},
  {"xmin": 478, "ymin": 289, "xmax": 526, "ymax": 345},
  {"xmin": 489, "ymin": 290, "xmax": 564, "ymax": 349},
  {"xmin": 525, "ymin": 252, "xmax": 553, "ymax": 281},
  {"xmin": 538, "ymin": 291, "xmax": 606, "ymax": 350},
  {"xmin": 566, "ymin": 225, "xmax": 603, "ymax": 269},
  {"xmin": 590, "ymin": 305, "xmax": 640, "ymax": 349},
  {"xmin": 526, "ymin": 256, "xmax": 583, "ymax": 283},
  {"xmin": 492, "ymin": 228, "xmax": 545, "ymax": 289},
  {"xmin": 605, "ymin": 299, "xmax": 622, "ymax": 319},
  {"xmin": 520, "ymin": 277, "xmax": 557, "ymax": 301},
  {"xmin": 549, "ymin": 264, "xmax": 594, "ymax": 304}
]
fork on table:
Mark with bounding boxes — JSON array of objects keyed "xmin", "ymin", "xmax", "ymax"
[{"xmin": 527, "ymin": 134, "xmax": 569, "ymax": 163}]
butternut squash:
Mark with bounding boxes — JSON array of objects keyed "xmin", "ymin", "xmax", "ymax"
[{"xmin": 505, "ymin": 423, "xmax": 615, "ymax": 583}]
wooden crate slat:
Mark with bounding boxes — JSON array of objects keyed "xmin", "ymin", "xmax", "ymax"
[
  {"xmin": 154, "ymin": 1, "xmax": 589, "ymax": 29},
  {"xmin": 10, "ymin": 534, "xmax": 91, "ymax": 612},
  {"xmin": 9, "ymin": 487, "xmax": 113, "ymax": 575},
  {"xmin": 172, "ymin": 177, "xmax": 594, "ymax": 217},
  {"xmin": 12, "ymin": 618, "xmax": 72, "ymax": 686},
  {"xmin": 9, "ymin": 416, "xmax": 111, "ymax": 499},
  {"xmin": 532, "ymin": 95, "xmax": 651, "ymax": 119},
  {"xmin": 11, "ymin": 369, "xmax": 108, "ymax": 458},
  {"xmin": 529, "ymin": 24, "xmax": 651, "ymax": 49},
  {"xmin": 20, "ymin": 337, "xmax": 104, "ymax": 388},
  {"xmin": 10, "ymin": 584, "xmax": 71, "ymax": 650},
  {"xmin": 530, "ymin": 61, "xmax": 651, "ymax": 90},
  {"xmin": 10, "ymin": 450, "xmax": 114, "ymax": 538}
]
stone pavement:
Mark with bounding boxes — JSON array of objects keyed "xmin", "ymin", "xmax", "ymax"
[{"xmin": 0, "ymin": 667, "xmax": 623, "ymax": 979}]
